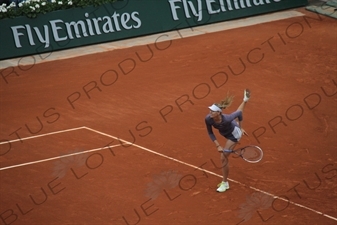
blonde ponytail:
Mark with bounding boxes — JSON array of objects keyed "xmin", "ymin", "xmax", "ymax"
[{"xmin": 216, "ymin": 92, "xmax": 234, "ymax": 110}]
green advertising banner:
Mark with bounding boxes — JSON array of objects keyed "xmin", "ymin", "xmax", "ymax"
[{"xmin": 0, "ymin": 0, "xmax": 308, "ymax": 60}]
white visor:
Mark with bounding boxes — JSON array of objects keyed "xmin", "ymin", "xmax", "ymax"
[{"xmin": 208, "ymin": 104, "xmax": 222, "ymax": 112}]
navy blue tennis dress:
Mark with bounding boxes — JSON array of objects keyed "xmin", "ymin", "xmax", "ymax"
[{"xmin": 205, "ymin": 111, "xmax": 243, "ymax": 142}]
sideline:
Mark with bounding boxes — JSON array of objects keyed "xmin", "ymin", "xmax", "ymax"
[{"xmin": 0, "ymin": 10, "xmax": 304, "ymax": 69}]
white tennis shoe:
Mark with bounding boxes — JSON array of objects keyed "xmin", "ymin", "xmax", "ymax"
[
  {"xmin": 216, "ymin": 181, "xmax": 230, "ymax": 192},
  {"xmin": 243, "ymin": 89, "xmax": 251, "ymax": 102}
]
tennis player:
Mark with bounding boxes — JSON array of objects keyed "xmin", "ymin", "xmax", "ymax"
[{"xmin": 205, "ymin": 89, "xmax": 251, "ymax": 192}]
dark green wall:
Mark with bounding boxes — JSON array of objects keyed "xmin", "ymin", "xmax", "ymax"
[{"xmin": 0, "ymin": 0, "xmax": 308, "ymax": 60}]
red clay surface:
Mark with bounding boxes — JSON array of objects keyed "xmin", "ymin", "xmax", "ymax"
[{"xmin": 0, "ymin": 8, "xmax": 336, "ymax": 225}]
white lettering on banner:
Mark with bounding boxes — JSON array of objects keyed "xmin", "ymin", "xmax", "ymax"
[
  {"xmin": 254, "ymin": 0, "xmax": 265, "ymax": 5},
  {"xmin": 33, "ymin": 25, "xmax": 50, "ymax": 48},
  {"xmin": 10, "ymin": 11, "xmax": 142, "ymax": 49},
  {"xmin": 168, "ymin": 0, "xmax": 283, "ymax": 21},
  {"xmin": 50, "ymin": 19, "xmax": 68, "ymax": 42},
  {"xmin": 206, "ymin": 0, "xmax": 220, "ymax": 14},
  {"xmin": 25, "ymin": 24, "xmax": 35, "ymax": 46},
  {"xmin": 121, "ymin": 13, "xmax": 132, "ymax": 29},
  {"xmin": 102, "ymin": 16, "xmax": 115, "ymax": 33},
  {"xmin": 111, "ymin": 11, "xmax": 122, "ymax": 31},
  {"xmin": 66, "ymin": 20, "xmax": 89, "ymax": 39},
  {"xmin": 11, "ymin": 25, "xmax": 25, "ymax": 48},
  {"xmin": 185, "ymin": 0, "xmax": 202, "ymax": 21},
  {"xmin": 131, "ymin": 12, "xmax": 142, "ymax": 29},
  {"xmin": 84, "ymin": 13, "xmax": 95, "ymax": 36},
  {"xmin": 168, "ymin": 0, "xmax": 203, "ymax": 21},
  {"xmin": 92, "ymin": 17, "xmax": 103, "ymax": 35},
  {"xmin": 168, "ymin": 0, "xmax": 181, "ymax": 20}
]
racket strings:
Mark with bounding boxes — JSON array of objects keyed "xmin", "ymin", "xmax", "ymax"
[{"xmin": 241, "ymin": 146, "xmax": 263, "ymax": 162}]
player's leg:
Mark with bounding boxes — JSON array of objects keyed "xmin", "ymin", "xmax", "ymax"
[
  {"xmin": 217, "ymin": 139, "xmax": 237, "ymax": 192},
  {"xmin": 237, "ymin": 89, "xmax": 251, "ymax": 112}
]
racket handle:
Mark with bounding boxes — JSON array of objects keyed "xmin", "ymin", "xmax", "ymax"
[{"xmin": 223, "ymin": 149, "xmax": 234, "ymax": 153}]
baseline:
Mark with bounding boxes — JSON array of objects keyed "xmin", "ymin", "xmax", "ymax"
[
  {"xmin": 0, "ymin": 144, "xmax": 121, "ymax": 171},
  {"xmin": 0, "ymin": 126, "xmax": 86, "ymax": 145}
]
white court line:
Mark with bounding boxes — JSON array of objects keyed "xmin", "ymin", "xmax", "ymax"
[
  {"xmin": 83, "ymin": 126, "xmax": 337, "ymax": 222},
  {"xmin": 0, "ymin": 126, "xmax": 86, "ymax": 145},
  {"xmin": 0, "ymin": 144, "xmax": 121, "ymax": 171}
]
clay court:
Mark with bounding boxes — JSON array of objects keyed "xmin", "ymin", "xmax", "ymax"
[{"xmin": 0, "ymin": 5, "xmax": 336, "ymax": 225}]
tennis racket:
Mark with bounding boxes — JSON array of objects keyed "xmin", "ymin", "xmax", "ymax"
[{"xmin": 223, "ymin": 145, "xmax": 263, "ymax": 163}]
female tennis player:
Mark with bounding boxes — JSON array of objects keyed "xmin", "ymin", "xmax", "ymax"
[{"xmin": 205, "ymin": 89, "xmax": 250, "ymax": 192}]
